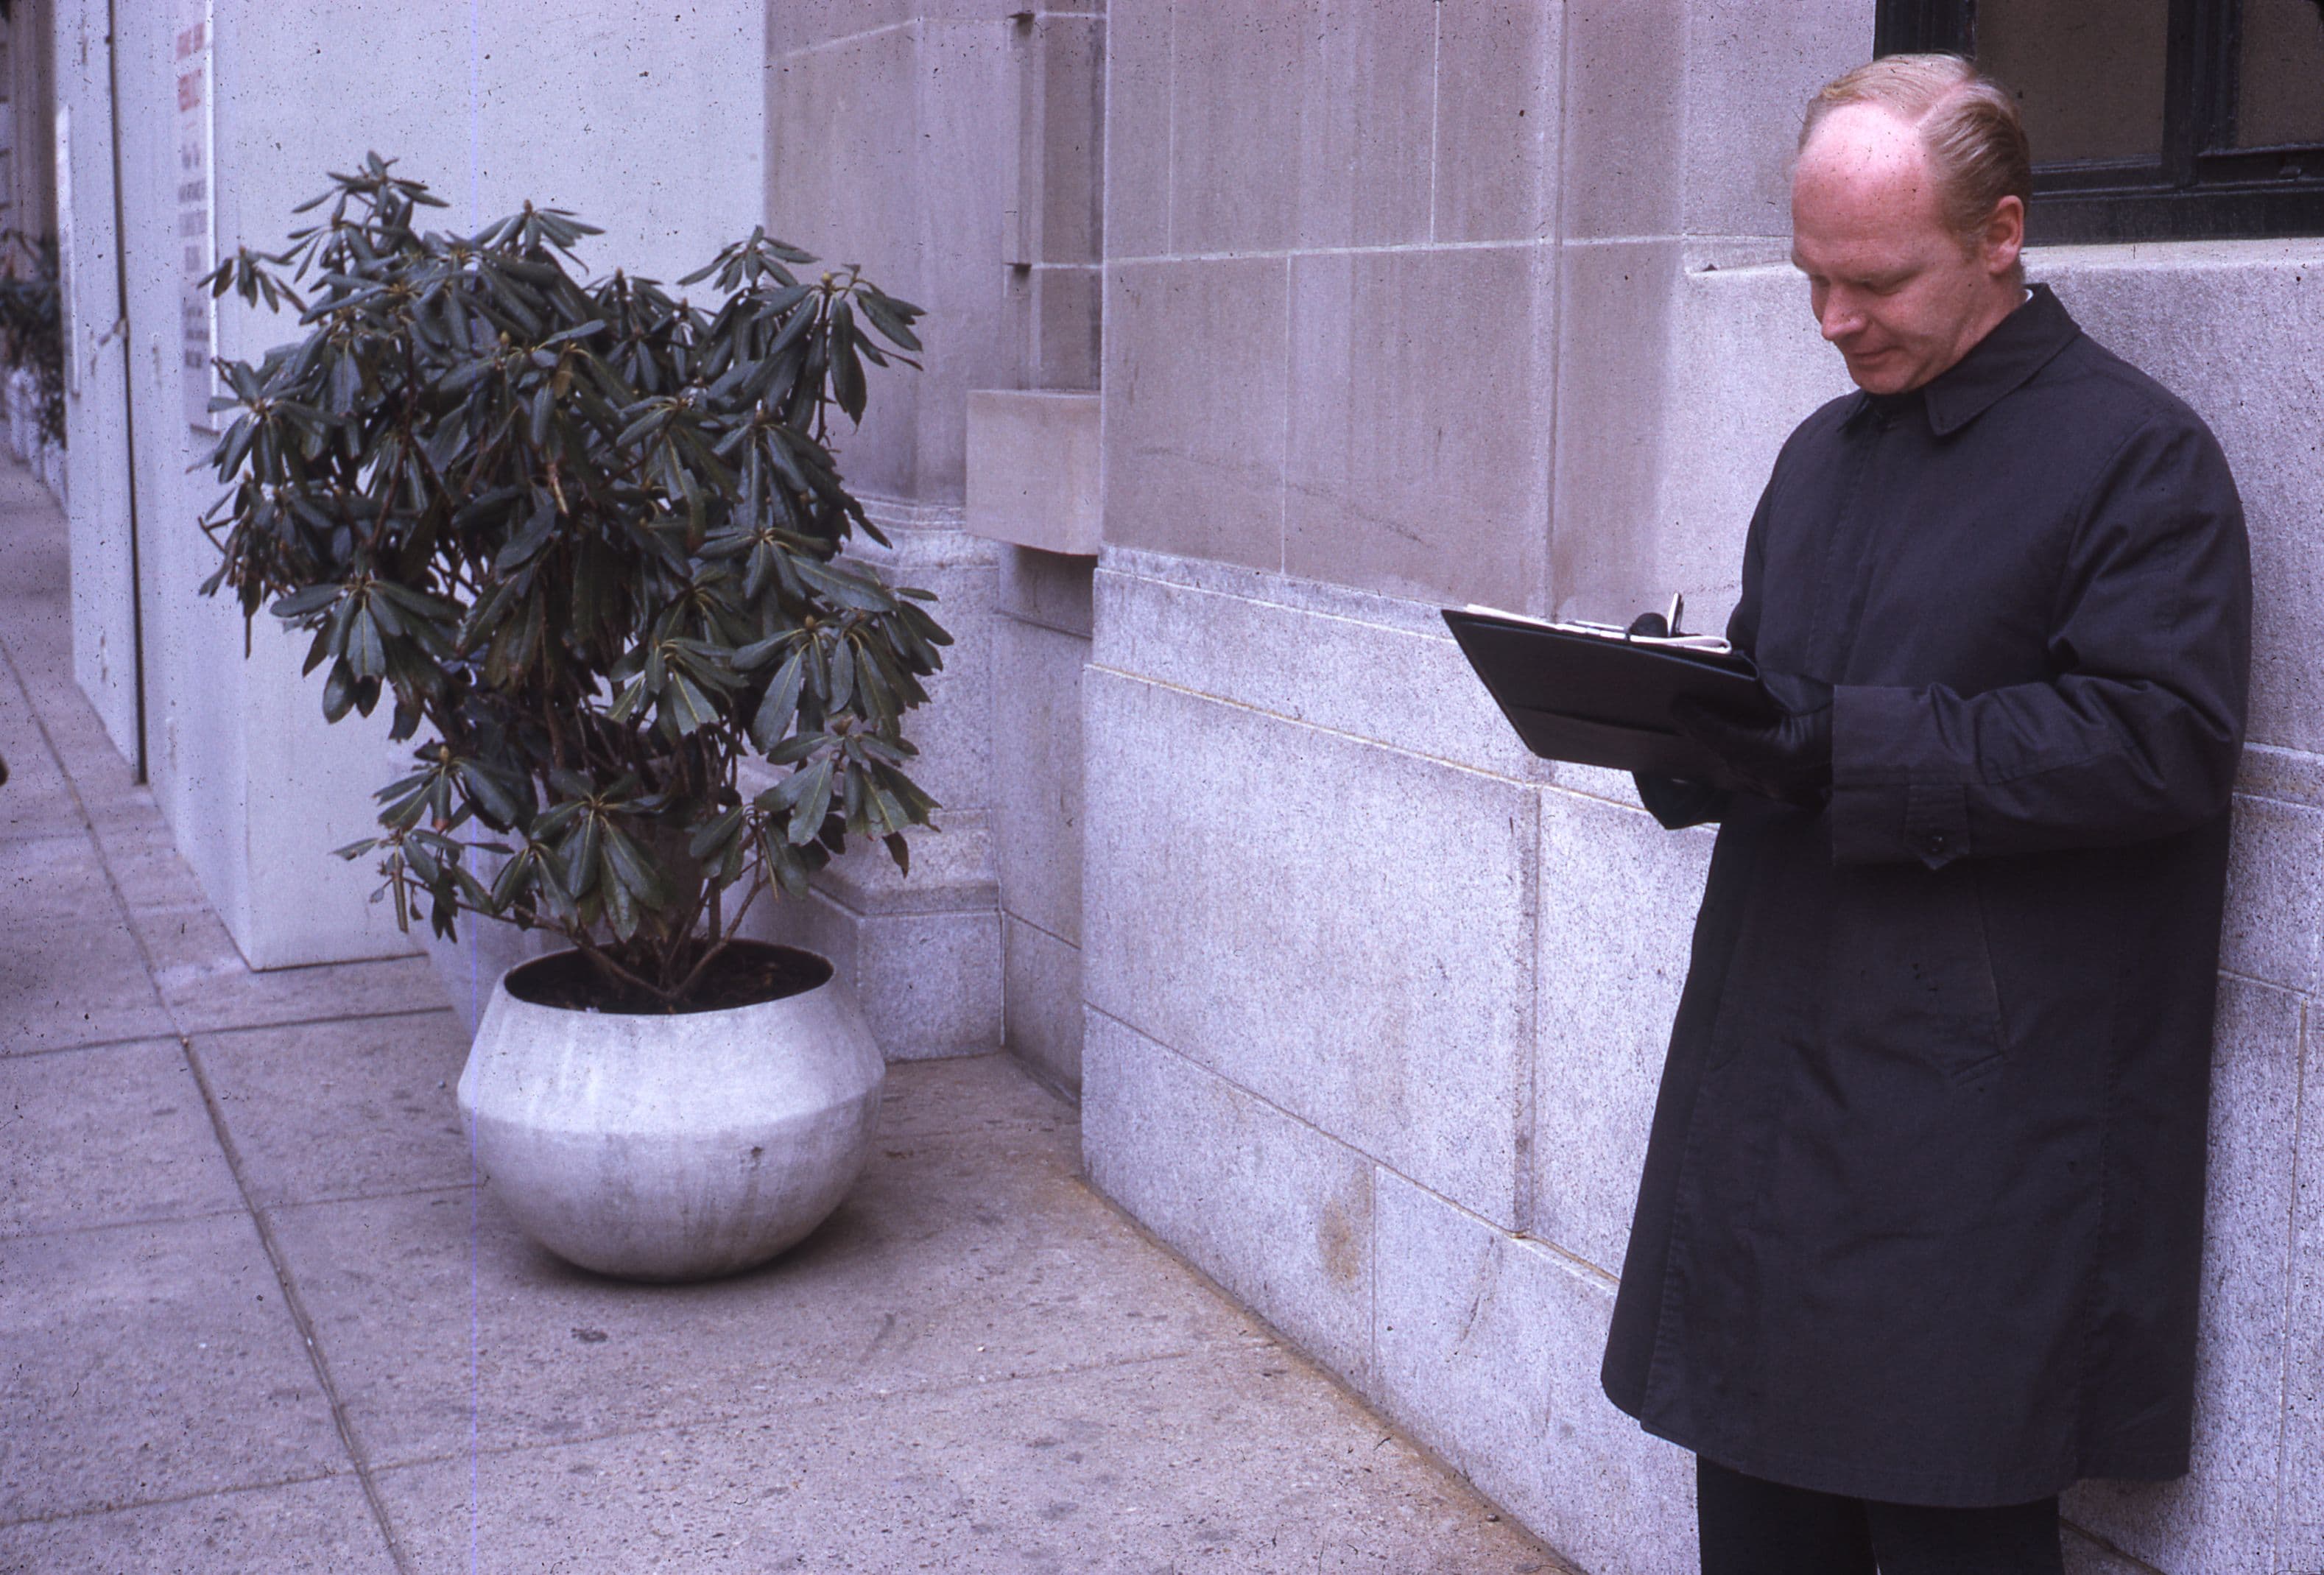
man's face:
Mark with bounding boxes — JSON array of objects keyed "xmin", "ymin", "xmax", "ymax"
[{"xmin": 1790, "ymin": 104, "xmax": 2022, "ymax": 395}]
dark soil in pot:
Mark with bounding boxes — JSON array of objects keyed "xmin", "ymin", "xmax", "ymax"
[{"xmin": 504, "ymin": 940, "xmax": 834, "ymax": 1015}]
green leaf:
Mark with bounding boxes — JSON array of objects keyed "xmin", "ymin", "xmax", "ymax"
[
  {"xmin": 687, "ymin": 805, "xmax": 747, "ymax": 861},
  {"xmin": 601, "ymin": 822, "xmax": 666, "ymax": 905},
  {"xmin": 793, "ymin": 556, "xmax": 892, "ymax": 612},
  {"xmin": 829, "ymin": 301, "xmax": 866, "ymax": 422},
  {"xmin": 750, "ymin": 649, "xmax": 806, "ymax": 752},
  {"xmin": 346, "ymin": 602, "xmax": 387, "ymax": 678},
  {"xmin": 270, "ymin": 584, "xmax": 343, "ymax": 620},
  {"xmin": 323, "ymin": 658, "xmax": 359, "ymax": 722},
  {"xmin": 786, "ymin": 757, "xmax": 834, "ymax": 845},
  {"xmin": 661, "ymin": 672, "xmax": 719, "ymax": 736}
]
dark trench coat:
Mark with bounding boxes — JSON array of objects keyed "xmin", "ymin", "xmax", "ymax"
[{"xmin": 1600, "ymin": 285, "xmax": 2253, "ymax": 1507}]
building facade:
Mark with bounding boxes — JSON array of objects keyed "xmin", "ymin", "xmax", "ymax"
[{"xmin": 40, "ymin": 1, "xmax": 2324, "ymax": 1569}]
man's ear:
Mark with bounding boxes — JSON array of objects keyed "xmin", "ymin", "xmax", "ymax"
[{"xmin": 1983, "ymin": 194, "xmax": 2026, "ymax": 279}]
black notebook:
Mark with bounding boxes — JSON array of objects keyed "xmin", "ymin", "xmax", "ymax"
[{"xmin": 1442, "ymin": 605, "xmax": 1772, "ymax": 778}]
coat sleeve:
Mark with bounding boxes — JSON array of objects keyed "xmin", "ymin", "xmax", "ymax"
[
  {"xmin": 1828, "ymin": 413, "xmax": 2250, "ymax": 867},
  {"xmin": 1631, "ymin": 475, "xmax": 1776, "ymax": 831}
]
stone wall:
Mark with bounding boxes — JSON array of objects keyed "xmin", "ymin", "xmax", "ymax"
[
  {"xmin": 59, "ymin": 0, "xmax": 770, "ymax": 969},
  {"xmin": 758, "ymin": 4, "xmax": 1108, "ymax": 1069},
  {"xmin": 1079, "ymin": 3, "xmax": 2324, "ymax": 1571}
]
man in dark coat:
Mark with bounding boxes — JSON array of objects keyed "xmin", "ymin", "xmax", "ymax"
[{"xmin": 1599, "ymin": 55, "xmax": 2252, "ymax": 1575}]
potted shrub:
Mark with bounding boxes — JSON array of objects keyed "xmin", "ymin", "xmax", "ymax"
[{"xmin": 199, "ymin": 155, "xmax": 948, "ymax": 1280}]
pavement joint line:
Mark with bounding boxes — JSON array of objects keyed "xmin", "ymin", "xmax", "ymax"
[
  {"xmin": 247, "ymin": 1178, "xmax": 484, "ymax": 1216},
  {"xmin": 1071, "ymin": 1154, "xmax": 1579, "ymax": 1571},
  {"xmin": 358, "ymin": 1344, "xmax": 1224, "ymax": 1477},
  {"xmin": 0, "ymin": 1202, "xmax": 257, "ymax": 1244},
  {"xmin": 175, "ymin": 1003, "xmax": 460, "ymax": 1042},
  {"xmin": 0, "ymin": 1463, "xmax": 356, "ymax": 1532},
  {"xmin": 6, "ymin": 624, "xmax": 418, "ymax": 1575},
  {"xmin": 1, "ymin": 1029, "xmax": 191, "ymax": 1060},
  {"xmin": 178, "ymin": 1032, "xmax": 417, "ymax": 1575}
]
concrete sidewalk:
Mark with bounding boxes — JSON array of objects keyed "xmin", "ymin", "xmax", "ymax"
[{"xmin": 0, "ymin": 464, "xmax": 1571, "ymax": 1574}]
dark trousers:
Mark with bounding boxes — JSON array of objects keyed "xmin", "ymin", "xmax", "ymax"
[{"xmin": 1697, "ymin": 1456, "xmax": 2065, "ymax": 1575}]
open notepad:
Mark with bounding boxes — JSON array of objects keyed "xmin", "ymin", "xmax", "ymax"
[{"xmin": 1442, "ymin": 603, "xmax": 1772, "ymax": 778}]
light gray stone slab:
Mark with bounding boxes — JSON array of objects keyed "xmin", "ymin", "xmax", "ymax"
[
  {"xmin": 0, "ymin": 1476, "xmax": 395, "ymax": 1574},
  {"xmin": 2279, "ymin": 993, "xmax": 2324, "ymax": 1571},
  {"xmin": 191, "ymin": 1012, "xmax": 473, "ymax": 1210},
  {"xmin": 1289, "ymin": 0, "xmax": 1434, "ymax": 250},
  {"xmin": 0, "ymin": 1039, "xmax": 242, "ymax": 1238},
  {"xmin": 270, "ymin": 1102, "xmax": 1260, "ymax": 1470},
  {"xmin": 2238, "ymin": 741, "xmax": 2324, "ymax": 810},
  {"xmin": 872, "ymin": 1051, "xmax": 1074, "ymax": 1146},
  {"xmin": 2064, "ymin": 976, "xmax": 2303, "ymax": 1573},
  {"xmin": 2060, "ymin": 1524, "xmax": 2166, "ymax": 1575},
  {"xmin": 898, "ymin": 20, "xmax": 1020, "ymax": 505},
  {"xmin": 1030, "ymin": 261, "xmax": 1101, "ymax": 390},
  {"xmin": 1434, "ymin": 1, "xmax": 1561, "ymax": 244},
  {"xmin": 769, "ymin": 810, "xmax": 999, "ymax": 920},
  {"xmin": 966, "ymin": 390, "xmax": 1100, "ymax": 556},
  {"xmin": 0, "ymin": 830, "xmax": 175, "ymax": 1054},
  {"xmin": 1552, "ymin": 247, "xmax": 1847, "ymax": 630},
  {"xmin": 765, "ymin": 21, "xmax": 928, "ymax": 503},
  {"xmin": 869, "ymin": 903, "xmax": 1005, "ymax": 1060},
  {"xmin": 1083, "ymin": 1009, "xmax": 1376, "ymax": 1387},
  {"xmin": 88, "ymin": 810, "xmax": 214, "ymax": 916},
  {"xmin": 767, "ymin": 0, "xmax": 1089, "ymax": 62},
  {"xmin": 997, "ymin": 543, "xmax": 1095, "ymax": 638},
  {"xmin": 1003, "ymin": 915, "xmax": 1082, "ymax": 1093},
  {"xmin": 1533, "ymin": 789, "xmax": 1714, "ymax": 1270},
  {"xmin": 847, "ymin": 548, "xmax": 996, "ymax": 817},
  {"xmin": 1676, "ymin": 0, "xmax": 1866, "ymax": 241},
  {"xmin": 1023, "ymin": 13, "xmax": 1105, "ymax": 267},
  {"xmin": 1164, "ymin": 0, "xmax": 1314, "ymax": 254},
  {"xmin": 1101, "ymin": 0, "xmax": 1172, "ymax": 259},
  {"xmin": 1548, "ymin": 239, "xmax": 1683, "ymax": 626},
  {"xmin": 0, "ymin": 1213, "xmax": 348, "ymax": 1521},
  {"xmin": 1101, "ymin": 257, "xmax": 1288, "ymax": 570},
  {"xmin": 1284, "ymin": 242, "xmax": 1557, "ymax": 609},
  {"xmin": 993, "ymin": 614, "xmax": 1087, "ymax": 945},
  {"xmin": 1091, "ymin": 553, "xmax": 1543, "ymax": 781},
  {"xmin": 1557, "ymin": 0, "xmax": 1685, "ymax": 241},
  {"xmin": 2221, "ymin": 793, "xmax": 2324, "ymax": 996},
  {"xmin": 1083, "ymin": 669, "xmax": 1535, "ymax": 1225},
  {"xmin": 145, "ymin": 913, "xmax": 449, "ymax": 1037},
  {"xmin": 1372, "ymin": 1169, "xmax": 1697, "ymax": 1575},
  {"xmin": 751, "ymin": 885, "xmax": 1003, "ymax": 1060},
  {"xmin": 0, "ymin": 682, "xmax": 85, "ymax": 843},
  {"xmin": 374, "ymin": 1340, "xmax": 1565, "ymax": 1575}
]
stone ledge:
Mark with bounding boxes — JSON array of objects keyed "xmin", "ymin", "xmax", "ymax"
[
  {"xmin": 966, "ymin": 390, "xmax": 1101, "ymax": 555},
  {"xmin": 1093, "ymin": 547, "xmax": 1548, "ymax": 783}
]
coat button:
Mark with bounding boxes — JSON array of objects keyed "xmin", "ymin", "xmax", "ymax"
[{"xmin": 1925, "ymin": 831, "xmax": 1949, "ymax": 856}]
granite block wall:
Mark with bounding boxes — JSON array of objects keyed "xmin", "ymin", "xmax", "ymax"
[
  {"xmin": 990, "ymin": 548, "xmax": 1092, "ymax": 1089},
  {"xmin": 1077, "ymin": 4, "xmax": 2324, "ymax": 1571},
  {"xmin": 1080, "ymin": 552, "xmax": 1707, "ymax": 1573}
]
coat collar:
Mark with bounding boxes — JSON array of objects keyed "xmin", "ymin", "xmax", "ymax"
[{"xmin": 1848, "ymin": 283, "xmax": 2082, "ymax": 437}]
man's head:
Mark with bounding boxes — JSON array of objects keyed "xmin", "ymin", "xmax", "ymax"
[{"xmin": 1792, "ymin": 55, "xmax": 2032, "ymax": 395}]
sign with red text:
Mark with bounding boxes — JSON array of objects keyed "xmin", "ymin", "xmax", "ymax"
[{"xmin": 175, "ymin": 0, "xmax": 216, "ymax": 430}]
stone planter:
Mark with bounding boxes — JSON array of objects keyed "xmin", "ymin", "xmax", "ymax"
[{"xmin": 457, "ymin": 943, "xmax": 884, "ymax": 1283}]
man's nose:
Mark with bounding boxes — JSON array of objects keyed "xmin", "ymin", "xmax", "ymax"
[{"xmin": 1818, "ymin": 292, "xmax": 1864, "ymax": 342}]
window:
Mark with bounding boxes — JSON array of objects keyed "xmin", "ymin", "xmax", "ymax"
[{"xmin": 1875, "ymin": 0, "xmax": 2324, "ymax": 242}]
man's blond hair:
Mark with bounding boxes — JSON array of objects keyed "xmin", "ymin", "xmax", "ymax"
[{"xmin": 1802, "ymin": 54, "xmax": 2033, "ymax": 283}]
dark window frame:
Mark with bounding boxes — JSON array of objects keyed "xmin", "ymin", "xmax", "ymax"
[{"xmin": 1874, "ymin": 0, "xmax": 2324, "ymax": 242}]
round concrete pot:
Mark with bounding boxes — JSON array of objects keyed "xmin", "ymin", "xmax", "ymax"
[{"xmin": 456, "ymin": 945, "xmax": 884, "ymax": 1283}]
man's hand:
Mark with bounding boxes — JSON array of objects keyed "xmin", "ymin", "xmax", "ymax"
[{"xmin": 1672, "ymin": 691, "xmax": 1833, "ymax": 808}]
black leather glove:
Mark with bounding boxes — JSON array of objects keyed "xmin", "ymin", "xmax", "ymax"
[
  {"xmin": 1671, "ymin": 692, "xmax": 1833, "ymax": 808},
  {"xmin": 1625, "ymin": 612, "xmax": 1728, "ymax": 827}
]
